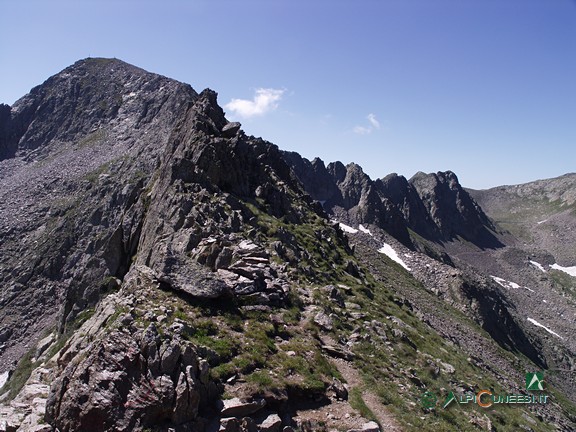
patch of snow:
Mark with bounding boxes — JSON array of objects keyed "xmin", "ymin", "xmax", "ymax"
[
  {"xmin": 550, "ymin": 263, "xmax": 576, "ymax": 277},
  {"xmin": 378, "ymin": 243, "xmax": 411, "ymax": 271},
  {"xmin": 527, "ymin": 318, "xmax": 564, "ymax": 339},
  {"xmin": 491, "ymin": 276, "xmax": 534, "ymax": 292},
  {"xmin": 537, "ymin": 219, "xmax": 548, "ymax": 225},
  {"xmin": 0, "ymin": 371, "xmax": 8, "ymax": 389},
  {"xmin": 491, "ymin": 276, "xmax": 515, "ymax": 288},
  {"xmin": 529, "ymin": 261, "xmax": 546, "ymax": 272},
  {"xmin": 338, "ymin": 223, "xmax": 358, "ymax": 234},
  {"xmin": 358, "ymin": 224, "xmax": 373, "ymax": 236}
]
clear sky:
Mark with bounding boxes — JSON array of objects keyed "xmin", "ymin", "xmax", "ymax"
[{"xmin": 1, "ymin": 0, "xmax": 575, "ymax": 189}]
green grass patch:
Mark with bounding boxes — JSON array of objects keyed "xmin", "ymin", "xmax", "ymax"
[
  {"xmin": 2, "ymin": 348, "xmax": 40, "ymax": 400},
  {"xmin": 549, "ymin": 269, "xmax": 576, "ymax": 300},
  {"xmin": 349, "ymin": 387, "xmax": 378, "ymax": 424}
]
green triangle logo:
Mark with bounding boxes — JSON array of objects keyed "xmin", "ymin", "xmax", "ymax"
[
  {"xmin": 526, "ymin": 372, "xmax": 545, "ymax": 391},
  {"xmin": 421, "ymin": 391, "xmax": 438, "ymax": 409},
  {"xmin": 442, "ymin": 391, "xmax": 458, "ymax": 409}
]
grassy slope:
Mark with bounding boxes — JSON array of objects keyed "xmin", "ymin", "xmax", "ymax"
[{"xmin": 6, "ymin": 192, "xmax": 573, "ymax": 431}]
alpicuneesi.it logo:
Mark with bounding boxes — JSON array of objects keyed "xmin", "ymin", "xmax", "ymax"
[
  {"xmin": 526, "ymin": 372, "xmax": 545, "ymax": 391},
  {"xmin": 421, "ymin": 372, "xmax": 549, "ymax": 410}
]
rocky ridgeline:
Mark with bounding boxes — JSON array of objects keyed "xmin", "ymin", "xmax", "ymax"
[
  {"xmin": 1, "ymin": 268, "xmax": 272, "ymax": 431},
  {"xmin": 282, "ymin": 152, "xmax": 503, "ymax": 249},
  {"xmin": 285, "ymin": 151, "xmax": 576, "ymax": 408},
  {"xmin": 0, "ymin": 58, "xmax": 386, "ymax": 431},
  {"xmin": 0, "ymin": 58, "xmax": 198, "ymax": 371},
  {"xmin": 1, "ymin": 265, "xmax": 386, "ymax": 431},
  {"xmin": 1, "ymin": 58, "xmax": 575, "ymax": 431}
]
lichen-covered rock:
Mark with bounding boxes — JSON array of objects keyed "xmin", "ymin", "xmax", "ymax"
[{"xmin": 44, "ymin": 291, "xmax": 216, "ymax": 432}]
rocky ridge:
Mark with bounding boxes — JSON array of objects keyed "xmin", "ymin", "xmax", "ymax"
[
  {"xmin": 0, "ymin": 58, "xmax": 197, "ymax": 368},
  {"xmin": 282, "ymin": 152, "xmax": 503, "ymax": 250},
  {"xmin": 0, "ymin": 58, "xmax": 575, "ymax": 431}
]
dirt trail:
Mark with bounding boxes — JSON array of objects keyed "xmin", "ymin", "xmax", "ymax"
[{"xmin": 333, "ymin": 358, "xmax": 403, "ymax": 432}]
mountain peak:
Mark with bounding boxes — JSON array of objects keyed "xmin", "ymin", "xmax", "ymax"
[
  {"xmin": 68, "ymin": 57, "xmax": 145, "ymax": 73},
  {"xmin": 2, "ymin": 58, "xmax": 197, "ymax": 160}
]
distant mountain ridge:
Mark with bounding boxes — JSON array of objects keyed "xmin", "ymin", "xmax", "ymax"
[
  {"xmin": 282, "ymin": 151, "xmax": 503, "ymax": 249},
  {"xmin": 468, "ymin": 173, "xmax": 576, "ymax": 264}
]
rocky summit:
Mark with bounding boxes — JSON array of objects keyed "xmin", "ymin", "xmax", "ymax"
[{"xmin": 0, "ymin": 58, "xmax": 575, "ymax": 432}]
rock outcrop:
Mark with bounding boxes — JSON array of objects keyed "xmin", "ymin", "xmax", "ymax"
[
  {"xmin": 408, "ymin": 170, "xmax": 502, "ymax": 248},
  {"xmin": 0, "ymin": 58, "xmax": 198, "ymax": 371},
  {"xmin": 282, "ymin": 153, "xmax": 502, "ymax": 249}
]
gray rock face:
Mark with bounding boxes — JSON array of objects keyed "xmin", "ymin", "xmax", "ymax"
[
  {"xmin": 0, "ymin": 57, "xmax": 198, "ymax": 373},
  {"xmin": 283, "ymin": 153, "xmax": 411, "ymax": 245},
  {"xmin": 282, "ymin": 152, "xmax": 502, "ymax": 248},
  {"xmin": 43, "ymin": 287, "xmax": 215, "ymax": 432},
  {"xmin": 0, "ymin": 58, "xmax": 344, "ymax": 431},
  {"xmin": 0, "ymin": 57, "xmax": 310, "ymax": 375},
  {"xmin": 408, "ymin": 170, "xmax": 502, "ymax": 248},
  {"xmin": 0, "ymin": 263, "xmax": 212, "ymax": 431}
]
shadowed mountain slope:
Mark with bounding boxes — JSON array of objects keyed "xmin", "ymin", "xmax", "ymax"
[{"xmin": 282, "ymin": 152, "xmax": 503, "ymax": 249}]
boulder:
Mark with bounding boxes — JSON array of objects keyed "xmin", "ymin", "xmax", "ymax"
[
  {"xmin": 321, "ymin": 344, "xmax": 355, "ymax": 361},
  {"xmin": 348, "ymin": 421, "xmax": 380, "ymax": 432},
  {"xmin": 259, "ymin": 413, "xmax": 282, "ymax": 432},
  {"xmin": 218, "ymin": 397, "xmax": 266, "ymax": 417},
  {"xmin": 221, "ymin": 122, "xmax": 241, "ymax": 138},
  {"xmin": 314, "ymin": 312, "xmax": 333, "ymax": 331}
]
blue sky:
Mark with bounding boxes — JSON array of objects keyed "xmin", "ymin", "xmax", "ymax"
[{"xmin": 1, "ymin": 0, "xmax": 575, "ymax": 189}]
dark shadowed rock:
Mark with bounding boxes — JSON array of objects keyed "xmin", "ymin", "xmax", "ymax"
[{"xmin": 409, "ymin": 171, "xmax": 503, "ymax": 247}]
